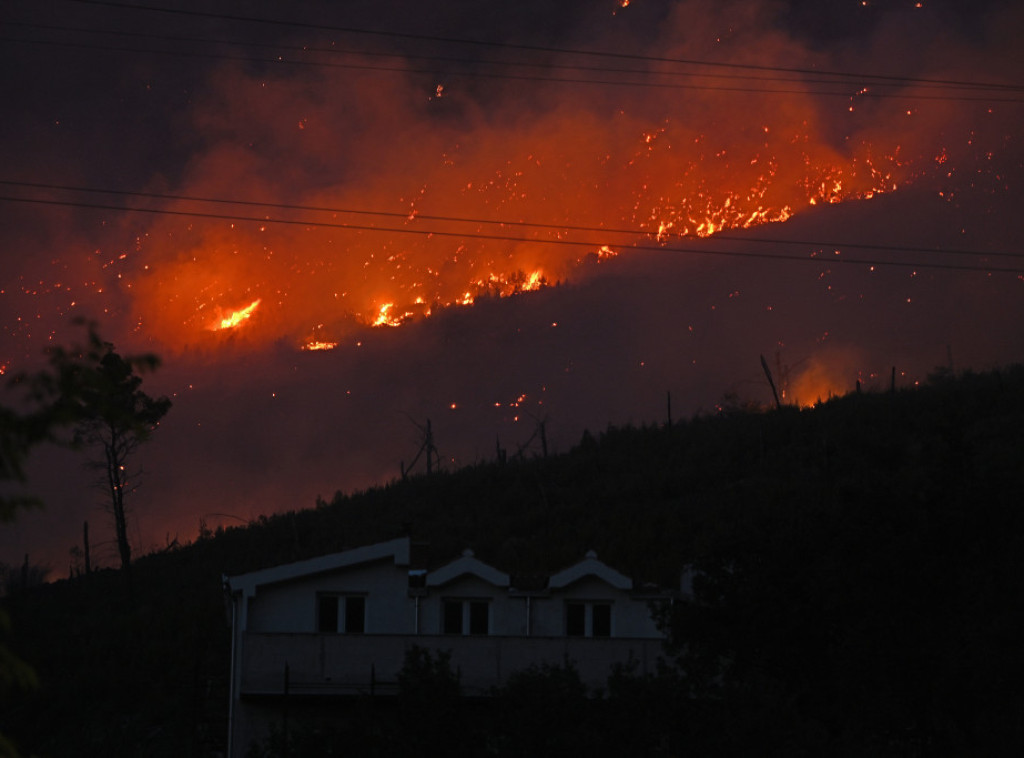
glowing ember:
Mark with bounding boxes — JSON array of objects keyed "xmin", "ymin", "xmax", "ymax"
[
  {"xmin": 0, "ymin": 0, "xmax": 1015, "ymax": 371},
  {"xmin": 73, "ymin": 4, "xmax": 1006, "ymax": 361},
  {"xmin": 301, "ymin": 324, "xmax": 339, "ymax": 351},
  {"xmin": 123, "ymin": 93, "xmax": 912, "ymax": 354},
  {"xmin": 302, "ymin": 340, "xmax": 339, "ymax": 351}
]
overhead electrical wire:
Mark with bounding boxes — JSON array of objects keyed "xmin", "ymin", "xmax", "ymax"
[
  {"xmin": 0, "ymin": 21, "xmax": 968, "ymax": 90},
  {"xmin": 2, "ymin": 179, "xmax": 1020, "ymax": 264},
  {"xmin": 3, "ymin": 6, "xmax": 1020, "ymax": 273},
  {"xmin": 54, "ymin": 0, "xmax": 1024, "ymax": 92},
  {"xmin": 1, "ymin": 190, "xmax": 1020, "ymax": 275},
  {"xmin": 8, "ymin": 0, "xmax": 1022, "ymax": 100},
  {"xmin": 0, "ymin": 34, "xmax": 860, "ymax": 99},
  {"xmin": 4, "ymin": 19, "xmax": 1018, "ymax": 99},
  {"xmin": 6, "ymin": 30, "xmax": 1020, "ymax": 102}
]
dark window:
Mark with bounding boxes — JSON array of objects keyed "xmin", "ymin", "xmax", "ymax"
[
  {"xmin": 345, "ymin": 596, "xmax": 366, "ymax": 634},
  {"xmin": 443, "ymin": 600, "xmax": 463, "ymax": 634},
  {"xmin": 318, "ymin": 595, "xmax": 339, "ymax": 633},
  {"xmin": 592, "ymin": 603, "xmax": 611, "ymax": 637},
  {"xmin": 566, "ymin": 602, "xmax": 586, "ymax": 636},
  {"xmin": 469, "ymin": 601, "xmax": 489, "ymax": 635}
]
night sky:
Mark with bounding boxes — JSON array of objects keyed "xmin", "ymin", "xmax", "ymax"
[{"xmin": 1, "ymin": 0, "xmax": 1021, "ymax": 574}]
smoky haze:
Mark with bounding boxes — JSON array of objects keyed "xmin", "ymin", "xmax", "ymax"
[{"xmin": 0, "ymin": 0, "xmax": 1021, "ymax": 573}]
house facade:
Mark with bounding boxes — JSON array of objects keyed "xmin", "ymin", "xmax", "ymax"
[{"xmin": 224, "ymin": 537, "xmax": 670, "ymax": 756}]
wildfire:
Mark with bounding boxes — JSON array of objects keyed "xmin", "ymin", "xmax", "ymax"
[
  {"xmin": 523, "ymin": 271, "xmax": 545, "ymax": 290},
  {"xmin": 788, "ymin": 350, "xmax": 864, "ymax": 407},
  {"xmin": 118, "ymin": 29, "xmax": 935, "ymax": 356},
  {"xmin": 473, "ymin": 269, "xmax": 548, "ymax": 295},
  {"xmin": 135, "ymin": 119, "xmax": 902, "ymax": 350},
  {"xmin": 302, "ymin": 340, "xmax": 339, "ymax": 351},
  {"xmin": 300, "ymin": 323, "xmax": 339, "ymax": 351},
  {"xmin": 372, "ymin": 302, "xmax": 420, "ymax": 327},
  {"xmin": 2, "ymin": 0, "xmax": 1014, "ymax": 375},
  {"xmin": 212, "ymin": 299, "xmax": 261, "ymax": 331}
]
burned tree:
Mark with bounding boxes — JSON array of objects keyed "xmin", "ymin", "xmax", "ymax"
[
  {"xmin": 44, "ymin": 326, "xmax": 171, "ymax": 575},
  {"xmin": 401, "ymin": 418, "xmax": 440, "ymax": 479}
]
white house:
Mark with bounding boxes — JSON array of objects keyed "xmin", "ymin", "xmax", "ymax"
[{"xmin": 224, "ymin": 536, "xmax": 670, "ymax": 756}]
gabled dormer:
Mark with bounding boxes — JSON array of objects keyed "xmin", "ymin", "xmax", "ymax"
[
  {"xmin": 542, "ymin": 550, "xmax": 629, "ymax": 638},
  {"xmin": 548, "ymin": 550, "xmax": 633, "ymax": 592},
  {"xmin": 426, "ymin": 549, "xmax": 510, "ymax": 636},
  {"xmin": 427, "ymin": 548, "xmax": 510, "ymax": 589}
]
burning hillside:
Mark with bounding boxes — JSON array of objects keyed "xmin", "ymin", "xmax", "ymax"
[
  {"xmin": 1, "ymin": 0, "xmax": 1020, "ymax": 364},
  {"xmin": 1, "ymin": 0, "xmax": 1022, "ymax": 580},
  {"xmin": 131, "ymin": 87, "xmax": 912, "ymax": 352}
]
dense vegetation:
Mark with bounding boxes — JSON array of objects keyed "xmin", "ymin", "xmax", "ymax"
[{"xmin": 2, "ymin": 365, "xmax": 1023, "ymax": 756}]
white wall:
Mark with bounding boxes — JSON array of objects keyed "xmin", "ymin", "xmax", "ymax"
[
  {"xmin": 531, "ymin": 576, "xmax": 661, "ymax": 638},
  {"xmin": 247, "ymin": 558, "xmax": 414, "ymax": 633},
  {"xmin": 420, "ymin": 574, "xmax": 517, "ymax": 635},
  {"xmin": 245, "ymin": 559, "xmax": 663, "ymax": 639}
]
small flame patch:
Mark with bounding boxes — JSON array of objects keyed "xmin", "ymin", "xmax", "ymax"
[{"xmin": 212, "ymin": 299, "xmax": 261, "ymax": 331}]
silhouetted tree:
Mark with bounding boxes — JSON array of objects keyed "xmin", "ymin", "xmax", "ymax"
[
  {"xmin": 42, "ymin": 325, "xmax": 171, "ymax": 578},
  {"xmin": 397, "ymin": 646, "xmax": 481, "ymax": 756},
  {"xmin": 0, "ymin": 330, "xmax": 115, "ymax": 757},
  {"xmin": 496, "ymin": 661, "xmax": 592, "ymax": 756},
  {"xmin": 402, "ymin": 418, "xmax": 440, "ymax": 479},
  {"xmin": 0, "ymin": 384, "xmax": 64, "ymax": 520}
]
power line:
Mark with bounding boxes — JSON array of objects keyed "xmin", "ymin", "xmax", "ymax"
[
  {"xmin": 3, "ymin": 179, "xmax": 1021, "ymax": 262},
  {"xmin": 9, "ymin": 31, "xmax": 1020, "ymax": 102},
  {"xmin": 6, "ymin": 17, "xmax": 1021, "ymax": 103},
  {"xmin": 0, "ymin": 34, "xmax": 992, "ymax": 103},
  {"xmin": 6, "ymin": 20, "xmax": 1017, "ymax": 97},
  {"xmin": 1, "ymin": 192, "xmax": 1020, "ymax": 275},
  {"xmin": 50, "ymin": 0, "xmax": 1024, "ymax": 94}
]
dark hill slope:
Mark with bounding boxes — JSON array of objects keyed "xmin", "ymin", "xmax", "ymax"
[{"xmin": 4, "ymin": 365, "xmax": 1023, "ymax": 756}]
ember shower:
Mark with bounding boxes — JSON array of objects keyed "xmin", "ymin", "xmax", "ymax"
[
  {"xmin": 123, "ymin": 1, "xmax": 960, "ymax": 354},
  {"xmin": 3, "ymin": 0, "xmax": 1017, "ymax": 361},
  {"xmin": 1, "ymin": 0, "xmax": 1022, "ymax": 573}
]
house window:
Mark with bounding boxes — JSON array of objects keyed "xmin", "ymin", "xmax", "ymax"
[
  {"xmin": 317, "ymin": 594, "xmax": 366, "ymax": 634},
  {"xmin": 443, "ymin": 600, "xmax": 463, "ymax": 634},
  {"xmin": 442, "ymin": 599, "xmax": 490, "ymax": 635},
  {"xmin": 318, "ymin": 595, "xmax": 339, "ymax": 633},
  {"xmin": 566, "ymin": 602, "xmax": 586, "ymax": 637},
  {"xmin": 469, "ymin": 601, "xmax": 489, "ymax": 635},
  {"xmin": 565, "ymin": 601, "xmax": 612, "ymax": 637},
  {"xmin": 591, "ymin": 603, "xmax": 611, "ymax": 638},
  {"xmin": 344, "ymin": 596, "xmax": 366, "ymax": 634}
]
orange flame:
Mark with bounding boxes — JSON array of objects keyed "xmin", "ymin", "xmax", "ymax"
[
  {"xmin": 212, "ymin": 299, "xmax": 261, "ymax": 331},
  {"xmin": 127, "ymin": 52, "xmax": 913, "ymax": 353},
  {"xmin": 789, "ymin": 350, "xmax": 863, "ymax": 407},
  {"xmin": 302, "ymin": 340, "xmax": 339, "ymax": 351}
]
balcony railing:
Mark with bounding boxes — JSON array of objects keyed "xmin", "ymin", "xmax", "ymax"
[{"xmin": 240, "ymin": 632, "xmax": 665, "ymax": 696}]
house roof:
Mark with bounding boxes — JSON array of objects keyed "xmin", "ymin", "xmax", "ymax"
[
  {"xmin": 225, "ymin": 540, "xmax": 653, "ymax": 599},
  {"xmin": 427, "ymin": 549, "xmax": 510, "ymax": 588},
  {"xmin": 225, "ymin": 536, "xmax": 410, "ymax": 598},
  {"xmin": 548, "ymin": 550, "xmax": 633, "ymax": 591}
]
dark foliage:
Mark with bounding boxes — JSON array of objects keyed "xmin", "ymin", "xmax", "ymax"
[
  {"xmin": 661, "ymin": 366, "xmax": 1024, "ymax": 755},
  {"xmin": 2, "ymin": 365, "xmax": 1022, "ymax": 756},
  {"xmin": 42, "ymin": 326, "xmax": 171, "ymax": 575}
]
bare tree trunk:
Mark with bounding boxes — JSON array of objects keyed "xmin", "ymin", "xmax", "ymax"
[
  {"xmin": 761, "ymin": 354, "xmax": 781, "ymax": 410},
  {"xmin": 105, "ymin": 430, "xmax": 134, "ymax": 603},
  {"xmin": 83, "ymin": 520, "xmax": 91, "ymax": 574},
  {"xmin": 425, "ymin": 419, "xmax": 434, "ymax": 475},
  {"xmin": 106, "ymin": 437, "xmax": 132, "ymax": 572}
]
